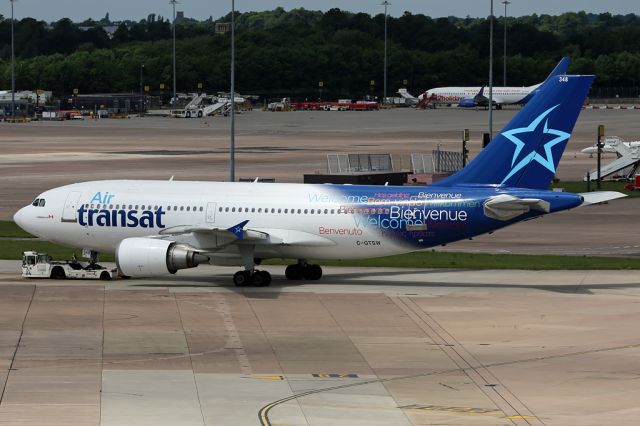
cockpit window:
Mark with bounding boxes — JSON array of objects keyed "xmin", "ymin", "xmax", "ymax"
[
  {"xmin": 32, "ymin": 199, "xmax": 39, "ymax": 206},
  {"xmin": 38, "ymin": 199, "xmax": 46, "ymax": 207}
]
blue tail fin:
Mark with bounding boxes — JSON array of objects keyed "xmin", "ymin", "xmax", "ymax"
[
  {"xmin": 547, "ymin": 56, "xmax": 570, "ymax": 80},
  {"xmin": 434, "ymin": 74, "xmax": 594, "ymax": 189}
]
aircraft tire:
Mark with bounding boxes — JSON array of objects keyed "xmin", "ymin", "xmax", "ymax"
[
  {"xmin": 304, "ymin": 264, "xmax": 322, "ymax": 281},
  {"xmin": 253, "ymin": 271, "xmax": 271, "ymax": 287},
  {"xmin": 51, "ymin": 266, "xmax": 66, "ymax": 280},
  {"xmin": 285, "ymin": 264, "xmax": 304, "ymax": 280},
  {"xmin": 233, "ymin": 271, "xmax": 252, "ymax": 287}
]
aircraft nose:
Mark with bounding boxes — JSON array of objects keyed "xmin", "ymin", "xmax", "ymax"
[{"xmin": 13, "ymin": 207, "xmax": 28, "ymax": 231}]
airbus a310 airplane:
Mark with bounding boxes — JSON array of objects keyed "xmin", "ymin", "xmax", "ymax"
[
  {"xmin": 14, "ymin": 73, "xmax": 625, "ymax": 287},
  {"xmin": 419, "ymin": 56, "xmax": 570, "ymax": 108}
]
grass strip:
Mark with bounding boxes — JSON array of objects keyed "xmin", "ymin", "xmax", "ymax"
[
  {"xmin": 0, "ymin": 220, "xmax": 35, "ymax": 238},
  {"xmin": 265, "ymin": 251, "xmax": 640, "ymax": 270},
  {"xmin": 1, "ymin": 240, "xmax": 115, "ymax": 262},
  {"xmin": 2, "ymin": 240, "xmax": 638, "ymax": 269}
]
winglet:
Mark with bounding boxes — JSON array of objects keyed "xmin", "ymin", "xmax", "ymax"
[{"xmin": 227, "ymin": 220, "xmax": 249, "ymax": 240}]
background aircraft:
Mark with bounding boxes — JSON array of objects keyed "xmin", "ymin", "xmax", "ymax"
[
  {"xmin": 581, "ymin": 140, "xmax": 640, "ymax": 155},
  {"xmin": 418, "ymin": 56, "xmax": 570, "ymax": 109}
]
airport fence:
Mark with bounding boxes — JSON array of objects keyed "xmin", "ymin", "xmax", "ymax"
[
  {"xmin": 412, "ymin": 151, "xmax": 463, "ymax": 174},
  {"xmin": 327, "ymin": 153, "xmax": 393, "ymax": 174},
  {"xmin": 327, "ymin": 151, "xmax": 463, "ymax": 175}
]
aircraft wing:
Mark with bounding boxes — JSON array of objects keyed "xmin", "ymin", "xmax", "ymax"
[
  {"xmin": 484, "ymin": 194, "xmax": 550, "ymax": 221},
  {"xmin": 159, "ymin": 221, "xmax": 336, "ymax": 247},
  {"xmin": 159, "ymin": 222, "xmax": 258, "ymax": 239}
]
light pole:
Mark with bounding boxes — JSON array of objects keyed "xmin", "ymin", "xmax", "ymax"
[
  {"xmin": 488, "ymin": 0, "xmax": 494, "ymax": 139},
  {"xmin": 502, "ymin": 0, "xmax": 510, "ymax": 86},
  {"xmin": 10, "ymin": 0, "xmax": 16, "ymax": 121},
  {"xmin": 230, "ymin": 0, "xmax": 235, "ymax": 182},
  {"xmin": 170, "ymin": 0, "xmax": 178, "ymax": 109},
  {"xmin": 381, "ymin": 1, "xmax": 390, "ymax": 104},
  {"xmin": 139, "ymin": 64, "xmax": 144, "ymax": 114}
]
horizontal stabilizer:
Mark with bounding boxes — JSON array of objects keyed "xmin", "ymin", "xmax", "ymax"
[
  {"xmin": 578, "ymin": 191, "xmax": 627, "ymax": 206},
  {"xmin": 484, "ymin": 194, "xmax": 550, "ymax": 221}
]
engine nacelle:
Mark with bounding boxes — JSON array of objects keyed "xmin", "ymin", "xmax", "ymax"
[
  {"xmin": 458, "ymin": 98, "xmax": 477, "ymax": 108},
  {"xmin": 116, "ymin": 237, "xmax": 209, "ymax": 277}
]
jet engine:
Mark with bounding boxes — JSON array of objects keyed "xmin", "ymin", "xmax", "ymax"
[
  {"xmin": 458, "ymin": 98, "xmax": 477, "ymax": 108},
  {"xmin": 116, "ymin": 237, "xmax": 209, "ymax": 277}
]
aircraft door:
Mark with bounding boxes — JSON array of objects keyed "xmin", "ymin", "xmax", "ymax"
[
  {"xmin": 205, "ymin": 202, "xmax": 216, "ymax": 223},
  {"xmin": 61, "ymin": 191, "xmax": 83, "ymax": 222}
]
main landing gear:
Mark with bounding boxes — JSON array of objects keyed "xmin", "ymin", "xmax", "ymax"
[
  {"xmin": 285, "ymin": 261, "xmax": 322, "ymax": 281},
  {"xmin": 232, "ymin": 245, "xmax": 272, "ymax": 287},
  {"xmin": 233, "ymin": 270, "xmax": 272, "ymax": 287},
  {"xmin": 231, "ymin": 257, "xmax": 323, "ymax": 287}
]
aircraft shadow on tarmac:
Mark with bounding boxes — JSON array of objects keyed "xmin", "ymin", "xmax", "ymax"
[{"xmin": 130, "ymin": 268, "xmax": 640, "ymax": 297}]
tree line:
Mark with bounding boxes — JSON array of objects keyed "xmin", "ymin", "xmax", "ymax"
[{"xmin": 0, "ymin": 8, "xmax": 639, "ymax": 100}]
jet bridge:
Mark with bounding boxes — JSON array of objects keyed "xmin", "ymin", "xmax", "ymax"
[{"xmin": 584, "ymin": 136, "xmax": 640, "ymax": 181}]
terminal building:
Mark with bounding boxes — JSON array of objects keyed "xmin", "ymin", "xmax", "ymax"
[{"xmin": 60, "ymin": 93, "xmax": 150, "ymax": 114}]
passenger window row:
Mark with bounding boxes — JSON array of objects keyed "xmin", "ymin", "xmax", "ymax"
[
  {"xmin": 216, "ymin": 206, "xmax": 390, "ymax": 215},
  {"xmin": 83, "ymin": 203, "xmax": 204, "ymax": 212},
  {"xmin": 78, "ymin": 203, "xmax": 391, "ymax": 215}
]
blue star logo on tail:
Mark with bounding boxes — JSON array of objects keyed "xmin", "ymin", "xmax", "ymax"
[{"xmin": 500, "ymin": 104, "xmax": 570, "ymax": 185}]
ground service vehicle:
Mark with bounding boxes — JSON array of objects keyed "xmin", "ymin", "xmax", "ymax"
[{"xmin": 21, "ymin": 251, "xmax": 116, "ymax": 280}]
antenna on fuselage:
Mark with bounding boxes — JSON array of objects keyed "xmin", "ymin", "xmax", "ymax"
[{"xmin": 169, "ymin": 175, "xmax": 174, "ymax": 181}]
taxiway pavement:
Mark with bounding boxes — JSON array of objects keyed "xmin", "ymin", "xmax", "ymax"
[{"xmin": 0, "ymin": 263, "xmax": 639, "ymax": 425}]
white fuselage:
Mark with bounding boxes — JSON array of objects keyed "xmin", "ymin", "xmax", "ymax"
[
  {"xmin": 14, "ymin": 180, "xmax": 414, "ymax": 262},
  {"xmin": 420, "ymin": 85, "xmax": 538, "ymax": 105}
]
